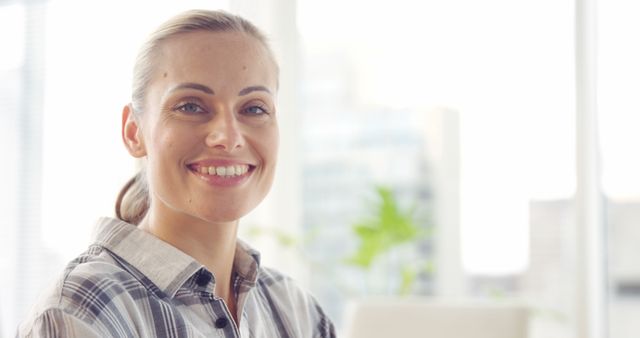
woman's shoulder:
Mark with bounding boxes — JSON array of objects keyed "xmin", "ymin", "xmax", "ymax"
[
  {"xmin": 256, "ymin": 265, "xmax": 293, "ymax": 285},
  {"xmin": 31, "ymin": 246, "xmax": 128, "ymax": 303},
  {"xmin": 254, "ymin": 265, "xmax": 311, "ymax": 302},
  {"xmin": 17, "ymin": 246, "xmax": 143, "ymax": 336},
  {"xmin": 58, "ymin": 245, "xmax": 141, "ymax": 295},
  {"xmin": 252, "ymin": 266, "xmax": 336, "ymax": 337}
]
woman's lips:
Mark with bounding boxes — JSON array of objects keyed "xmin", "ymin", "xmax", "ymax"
[{"xmin": 187, "ymin": 163, "xmax": 255, "ymax": 187}]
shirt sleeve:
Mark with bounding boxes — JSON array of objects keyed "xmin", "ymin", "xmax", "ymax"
[
  {"xmin": 310, "ymin": 296, "xmax": 336, "ymax": 338},
  {"xmin": 17, "ymin": 308, "xmax": 103, "ymax": 338}
]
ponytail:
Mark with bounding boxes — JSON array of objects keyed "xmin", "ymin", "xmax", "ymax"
[{"xmin": 115, "ymin": 171, "xmax": 149, "ymax": 225}]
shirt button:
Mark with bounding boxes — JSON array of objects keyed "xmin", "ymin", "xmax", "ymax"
[
  {"xmin": 215, "ymin": 317, "xmax": 229, "ymax": 329},
  {"xmin": 195, "ymin": 273, "xmax": 211, "ymax": 287}
]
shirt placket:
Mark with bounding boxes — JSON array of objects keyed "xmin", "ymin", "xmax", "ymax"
[{"xmin": 194, "ymin": 270, "xmax": 241, "ymax": 338}]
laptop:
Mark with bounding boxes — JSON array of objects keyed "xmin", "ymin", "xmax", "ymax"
[{"xmin": 343, "ymin": 298, "xmax": 528, "ymax": 338}]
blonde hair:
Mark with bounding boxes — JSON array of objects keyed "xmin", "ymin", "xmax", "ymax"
[{"xmin": 116, "ymin": 9, "xmax": 276, "ymax": 224}]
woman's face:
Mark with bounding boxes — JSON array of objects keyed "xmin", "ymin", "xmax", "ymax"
[{"xmin": 136, "ymin": 31, "xmax": 279, "ymax": 224}]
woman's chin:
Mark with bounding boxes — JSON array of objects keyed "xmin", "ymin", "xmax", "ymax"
[{"xmin": 193, "ymin": 207, "xmax": 250, "ymax": 225}]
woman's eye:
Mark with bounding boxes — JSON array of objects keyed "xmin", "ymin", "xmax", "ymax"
[
  {"xmin": 243, "ymin": 105, "xmax": 268, "ymax": 116},
  {"xmin": 176, "ymin": 102, "xmax": 205, "ymax": 114}
]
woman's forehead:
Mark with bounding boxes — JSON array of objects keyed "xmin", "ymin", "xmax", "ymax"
[
  {"xmin": 160, "ymin": 31, "xmax": 269, "ymax": 65},
  {"xmin": 146, "ymin": 31, "xmax": 277, "ymax": 100},
  {"xmin": 155, "ymin": 31, "xmax": 276, "ymax": 81}
]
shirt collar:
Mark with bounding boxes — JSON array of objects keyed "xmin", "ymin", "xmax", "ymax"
[
  {"xmin": 92, "ymin": 217, "xmax": 261, "ymax": 297},
  {"xmin": 234, "ymin": 239, "xmax": 261, "ymax": 284}
]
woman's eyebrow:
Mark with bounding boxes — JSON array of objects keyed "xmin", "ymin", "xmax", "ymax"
[
  {"xmin": 169, "ymin": 82, "xmax": 215, "ymax": 95},
  {"xmin": 238, "ymin": 85, "xmax": 271, "ymax": 96}
]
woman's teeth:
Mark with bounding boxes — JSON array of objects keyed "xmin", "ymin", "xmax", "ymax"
[{"xmin": 198, "ymin": 165, "xmax": 249, "ymax": 177}]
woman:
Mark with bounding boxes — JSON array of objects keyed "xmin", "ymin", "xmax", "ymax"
[{"xmin": 18, "ymin": 9, "xmax": 335, "ymax": 338}]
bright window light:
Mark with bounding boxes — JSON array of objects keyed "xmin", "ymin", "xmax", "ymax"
[
  {"xmin": 599, "ymin": 1, "xmax": 640, "ymax": 199},
  {"xmin": 299, "ymin": 0, "xmax": 574, "ymax": 276},
  {"xmin": 0, "ymin": 5, "xmax": 24, "ymax": 71}
]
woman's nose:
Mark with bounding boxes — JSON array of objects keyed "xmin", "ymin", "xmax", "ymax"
[{"xmin": 205, "ymin": 111, "xmax": 244, "ymax": 151}]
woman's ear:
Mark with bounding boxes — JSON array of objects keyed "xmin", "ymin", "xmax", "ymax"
[{"xmin": 122, "ymin": 104, "xmax": 147, "ymax": 158}]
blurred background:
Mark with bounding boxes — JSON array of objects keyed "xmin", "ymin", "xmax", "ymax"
[{"xmin": 1, "ymin": 0, "xmax": 639, "ymax": 337}]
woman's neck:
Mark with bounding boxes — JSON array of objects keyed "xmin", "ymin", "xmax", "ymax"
[{"xmin": 138, "ymin": 205, "xmax": 239, "ymax": 318}]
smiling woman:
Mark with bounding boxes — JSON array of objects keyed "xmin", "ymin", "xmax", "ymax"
[
  {"xmin": 120, "ymin": 29, "xmax": 279, "ymax": 227},
  {"xmin": 17, "ymin": 9, "xmax": 334, "ymax": 338}
]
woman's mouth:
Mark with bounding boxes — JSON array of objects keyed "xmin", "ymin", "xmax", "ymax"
[
  {"xmin": 190, "ymin": 164, "xmax": 251, "ymax": 177},
  {"xmin": 187, "ymin": 163, "xmax": 255, "ymax": 187}
]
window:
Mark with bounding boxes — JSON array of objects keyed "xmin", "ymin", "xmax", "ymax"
[
  {"xmin": 296, "ymin": 0, "xmax": 579, "ymax": 336},
  {"xmin": 599, "ymin": 1, "xmax": 640, "ymax": 337},
  {"xmin": 0, "ymin": 4, "xmax": 26, "ymax": 335}
]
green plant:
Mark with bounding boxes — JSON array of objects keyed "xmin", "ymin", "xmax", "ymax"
[{"xmin": 345, "ymin": 185, "xmax": 430, "ymax": 295}]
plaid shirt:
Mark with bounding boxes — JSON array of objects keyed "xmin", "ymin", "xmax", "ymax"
[{"xmin": 18, "ymin": 217, "xmax": 335, "ymax": 338}]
